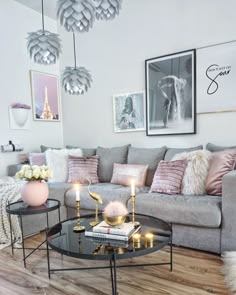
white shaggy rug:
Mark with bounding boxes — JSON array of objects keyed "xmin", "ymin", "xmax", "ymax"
[{"xmin": 222, "ymin": 252, "xmax": 236, "ymax": 293}]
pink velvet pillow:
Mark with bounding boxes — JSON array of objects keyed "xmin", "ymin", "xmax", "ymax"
[
  {"xmin": 110, "ymin": 163, "xmax": 148, "ymax": 187},
  {"xmin": 150, "ymin": 160, "xmax": 187, "ymax": 194},
  {"xmin": 206, "ymin": 149, "xmax": 236, "ymax": 196},
  {"xmin": 68, "ymin": 156, "xmax": 99, "ymax": 184},
  {"xmin": 28, "ymin": 153, "xmax": 46, "ymax": 166}
]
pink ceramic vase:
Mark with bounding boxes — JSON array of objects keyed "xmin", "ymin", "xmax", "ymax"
[{"xmin": 21, "ymin": 181, "xmax": 48, "ymax": 206}]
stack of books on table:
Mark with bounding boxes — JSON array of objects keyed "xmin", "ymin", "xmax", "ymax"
[{"xmin": 85, "ymin": 221, "xmax": 140, "ymax": 241}]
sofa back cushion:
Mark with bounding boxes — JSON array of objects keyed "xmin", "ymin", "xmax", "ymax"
[
  {"xmin": 66, "ymin": 145, "xmax": 96, "ymax": 157},
  {"xmin": 206, "ymin": 149, "xmax": 236, "ymax": 196},
  {"xmin": 96, "ymin": 145, "xmax": 130, "ymax": 182},
  {"xmin": 68, "ymin": 156, "xmax": 99, "ymax": 184},
  {"xmin": 45, "ymin": 148, "xmax": 82, "ymax": 182},
  {"xmin": 164, "ymin": 145, "xmax": 203, "ymax": 161},
  {"xmin": 173, "ymin": 150, "xmax": 212, "ymax": 195},
  {"xmin": 206, "ymin": 143, "xmax": 236, "ymax": 152},
  {"xmin": 110, "ymin": 163, "xmax": 148, "ymax": 187},
  {"xmin": 40, "ymin": 145, "xmax": 62, "ymax": 152},
  {"xmin": 150, "ymin": 160, "xmax": 187, "ymax": 194},
  {"xmin": 127, "ymin": 146, "xmax": 167, "ymax": 186}
]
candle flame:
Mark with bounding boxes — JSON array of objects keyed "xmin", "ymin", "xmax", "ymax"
[
  {"xmin": 145, "ymin": 233, "xmax": 154, "ymax": 239},
  {"xmin": 130, "ymin": 179, "xmax": 135, "ymax": 185},
  {"xmin": 74, "ymin": 183, "xmax": 80, "ymax": 191}
]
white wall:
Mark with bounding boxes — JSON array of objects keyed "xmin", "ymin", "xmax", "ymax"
[
  {"xmin": 60, "ymin": 0, "xmax": 236, "ymax": 149},
  {"xmin": 0, "ymin": 0, "xmax": 63, "ymax": 176}
]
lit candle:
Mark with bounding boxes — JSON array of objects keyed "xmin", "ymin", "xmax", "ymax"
[
  {"xmin": 132, "ymin": 233, "xmax": 141, "ymax": 249},
  {"xmin": 132, "ymin": 233, "xmax": 141, "ymax": 242},
  {"xmin": 131, "ymin": 179, "xmax": 135, "ymax": 196},
  {"xmin": 74, "ymin": 183, "xmax": 80, "ymax": 201},
  {"xmin": 145, "ymin": 233, "xmax": 154, "ymax": 241},
  {"xmin": 145, "ymin": 233, "xmax": 154, "ymax": 248}
]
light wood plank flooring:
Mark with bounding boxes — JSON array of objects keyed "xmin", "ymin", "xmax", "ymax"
[{"xmin": 0, "ymin": 233, "xmax": 231, "ymax": 295}]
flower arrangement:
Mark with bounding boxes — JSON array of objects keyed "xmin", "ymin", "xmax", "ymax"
[
  {"xmin": 11, "ymin": 103, "xmax": 31, "ymax": 110},
  {"xmin": 15, "ymin": 165, "xmax": 52, "ymax": 181}
]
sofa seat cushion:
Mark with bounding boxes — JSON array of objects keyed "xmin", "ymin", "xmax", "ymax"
[
  {"xmin": 129, "ymin": 193, "xmax": 222, "ymax": 228},
  {"xmin": 65, "ymin": 183, "xmax": 149, "ymax": 210}
]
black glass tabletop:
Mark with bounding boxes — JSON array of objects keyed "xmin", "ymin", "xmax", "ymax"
[
  {"xmin": 47, "ymin": 213, "xmax": 172, "ymax": 261},
  {"xmin": 6, "ymin": 199, "xmax": 60, "ymax": 215}
]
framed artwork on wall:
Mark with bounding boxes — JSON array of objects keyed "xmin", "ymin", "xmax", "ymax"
[
  {"xmin": 30, "ymin": 70, "xmax": 61, "ymax": 121},
  {"xmin": 113, "ymin": 91, "xmax": 146, "ymax": 133},
  {"xmin": 145, "ymin": 49, "xmax": 196, "ymax": 136},
  {"xmin": 197, "ymin": 41, "xmax": 236, "ymax": 113}
]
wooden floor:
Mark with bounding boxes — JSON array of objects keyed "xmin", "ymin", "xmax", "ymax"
[{"xmin": 0, "ymin": 233, "xmax": 231, "ymax": 295}]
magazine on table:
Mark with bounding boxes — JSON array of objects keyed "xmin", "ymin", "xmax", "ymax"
[
  {"xmin": 93, "ymin": 221, "xmax": 135, "ymax": 236},
  {"xmin": 85, "ymin": 225, "xmax": 141, "ymax": 241}
]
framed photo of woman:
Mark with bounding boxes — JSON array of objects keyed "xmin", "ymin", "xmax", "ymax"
[
  {"xmin": 145, "ymin": 49, "xmax": 196, "ymax": 136},
  {"xmin": 113, "ymin": 91, "xmax": 146, "ymax": 133}
]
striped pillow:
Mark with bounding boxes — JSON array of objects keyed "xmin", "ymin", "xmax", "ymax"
[
  {"xmin": 68, "ymin": 156, "xmax": 99, "ymax": 184},
  {"xmin": 150, "ymin": 160, "xmax": 187, "ymax": 194}
]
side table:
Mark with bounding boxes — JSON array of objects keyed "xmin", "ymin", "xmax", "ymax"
[{"xmin": 6, "ymin": 198, "xmax": 61, "ymax": 267}]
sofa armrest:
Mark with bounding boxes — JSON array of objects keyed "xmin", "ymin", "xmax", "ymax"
[
  {"xmin": 221, "ymin": 170, "xmax": 236, "ymax": 252},
  {"xmin": 7, "ymin": 164, "xmax": 23, "ymax": 177}
]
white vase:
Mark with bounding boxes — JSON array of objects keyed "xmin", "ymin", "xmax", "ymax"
[
  {"xmin": 21, "ymin": 181, "xmax": 48, "ymax": 206},
  {"xmin": 12, "ymin": 108, "xmax": 29, "ymax": 127}
]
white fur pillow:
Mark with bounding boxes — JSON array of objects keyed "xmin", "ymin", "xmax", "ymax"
[
  {"xmin": 46, "ymin": 148, "xmax": 82, "ymax": 182},
  {"xmin": 172, "ymin": 150, "xmax": 212, "ymax": 195}
]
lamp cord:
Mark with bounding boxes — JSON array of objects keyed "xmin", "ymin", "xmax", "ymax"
[
  {"xmin": 41, "ymin": 0, "xmax": 45, "ymax": 31},
  {"xmin": 73, "ymin": 33, "xmax": 77, "ymax": 68}
]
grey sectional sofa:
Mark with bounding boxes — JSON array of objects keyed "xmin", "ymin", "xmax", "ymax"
[{"xmin": 7, "ymin": 143, "xmax": 236, "ymax": 254}]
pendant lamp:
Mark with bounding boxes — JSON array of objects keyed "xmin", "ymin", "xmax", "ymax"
[
  {"xmin": 27, "ymin": 0, "xmax": 62, "ymax": 65},
  {"xmin": 92, "ymin": 0, "xmax": 122, "ymax": 20},
  {"xmin": 57, "ymin": 0, "xmax": 95, "ymax": 33},
  {"xmin": 62, "ymin": 33, "xmax": 92, "ymax": 95}
]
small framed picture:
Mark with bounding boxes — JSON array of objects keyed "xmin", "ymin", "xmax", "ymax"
[
  {"xmin": 113, "ymin": 91, "xmax": 146, "ymax": 133},
  {"xmin": 30, "ymin": 70, "xmax": 61, "ymax": 121},
  {"xmin": 145, "ymin": 49, "xmax": 196, "ymax": 136}
]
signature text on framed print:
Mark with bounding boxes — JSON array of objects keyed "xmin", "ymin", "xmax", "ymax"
[
  {"xmin": 30, "ymin": 70, "xmax": 61, "ymax": 121},
  {"xmin": 145, "ymin": 49, "xmax": 196, "ymax": 136}
]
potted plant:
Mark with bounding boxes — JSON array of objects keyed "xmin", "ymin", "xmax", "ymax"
[
  {"xmin": 15, "ymin": 165, "xmax": 52, "ymax": 206},
  {"xmin": 11, "ymin": 103, "xmax": 31, "ymax": 127}
]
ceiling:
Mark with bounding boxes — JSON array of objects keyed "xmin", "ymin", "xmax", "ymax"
[{"xmin": 14, "ymin": 0, "xmax": 57, "ymax": 19}]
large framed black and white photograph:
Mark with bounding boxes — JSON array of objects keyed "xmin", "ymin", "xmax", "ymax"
[
  {"xmin": 113, "ymin": 91, "xmax": 146, "ymax": 133},
  {"xmin": 145, "ymin": 50, "xmax": 196, "ymax": 136}
]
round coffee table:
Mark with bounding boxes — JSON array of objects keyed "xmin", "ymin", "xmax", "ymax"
[
  {"xmin": 47, "ymin": 213, "xmax": 172, "ymax": 295},
  {"xmin": 6, "ymin": 198, "xmax": 61, "ymax": 267}
]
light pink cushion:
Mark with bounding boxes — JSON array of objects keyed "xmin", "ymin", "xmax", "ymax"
[
  {"xmin": 110, "ymin": 163, "xmax": 148, "ymax": 187},
  {"xmin": 150, "ymin": 160, "xmax": 187, "ymax": 194},
  {"xmin": 206, "ymin": 149, "xmax": 236, "ymax": 196},
  {"xmin": 28, "ymin": 153, "xmax": 46, "ymax": 166},
  {"xmin": 68, "ymin": 156, "xmax": 99, "ymax": 184}
]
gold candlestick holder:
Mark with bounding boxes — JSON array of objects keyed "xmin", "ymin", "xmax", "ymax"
[
  {"xmin": 73, "ymin": 200, "xmax": 85, "ymax": 232},
  {"xmin": 131, "ymin": 195, "xmax": 140, "ymax": 227}
]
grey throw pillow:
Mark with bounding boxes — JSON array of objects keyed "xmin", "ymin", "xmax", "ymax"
[
  {"xmin": 128, "ymin": 146, "xmax": 167, "ymax": 186},
  {"xmin": 164, "ymin": 145, "xmax": 203, "ymax": 161},
  {"xmin": 66, "ymin": 145, "xmax": 96, "ymax": 157},
  {"xmin": 40, "ymin": 145, "xmax": 62, "ymax": 152},
  {"xmin": 206, "ymin": 143, "xmax": 236, "ymax": 152},
  {"xmin": 96, "ymin": 145, "xmax": 131, "ymax": 182}
]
